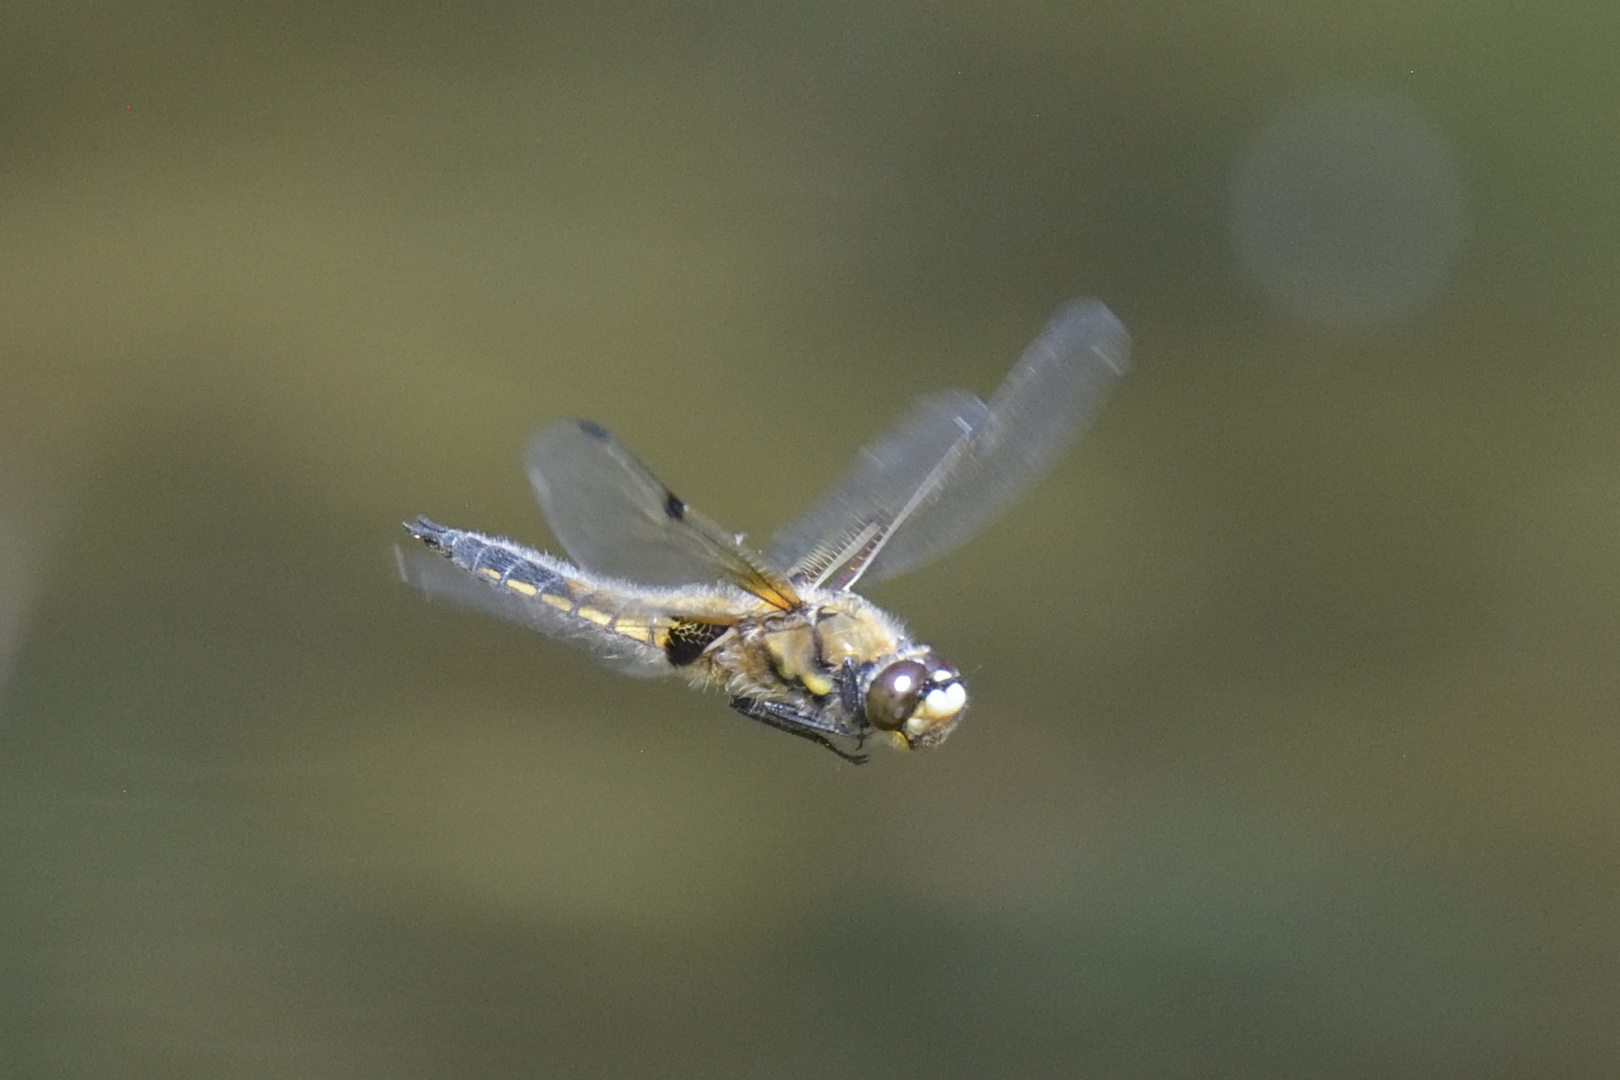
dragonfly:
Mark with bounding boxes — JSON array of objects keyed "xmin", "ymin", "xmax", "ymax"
[{"xmin": 398, "ymin": 299, "xmax": 1129, "ymax": 763}]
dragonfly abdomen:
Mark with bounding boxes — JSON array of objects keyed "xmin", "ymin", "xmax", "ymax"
[
  {"xmin": 408, "ymin": 517, "xmax": 568, "ymax": 598},
  {"xmin": 403, "ymin": 516, "xmax": 672, "ymax": 668}
]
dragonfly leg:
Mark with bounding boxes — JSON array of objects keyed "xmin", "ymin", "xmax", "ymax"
[{"xmin": 729, "ymin": 698, "xmax": 869, "ymax": 765}]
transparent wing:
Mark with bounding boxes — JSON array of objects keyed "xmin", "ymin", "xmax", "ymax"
[
  {"xmin": 768, "ymin": 299, "xmax": 1130, "ymax": 590},
  {"xmin": 765, "ymin": 390, "xmax": 991, "ymax": 588},
  {"xmin": 526, "ymin": 420, "xmax": 799, "ymax": 611}
]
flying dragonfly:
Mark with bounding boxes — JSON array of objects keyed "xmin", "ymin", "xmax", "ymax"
[{"xmin": 398, "ymin": 299, "xmax": 1130, "ymax": 762}]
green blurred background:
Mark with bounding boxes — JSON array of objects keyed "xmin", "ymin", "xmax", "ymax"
[{"xmin": 2, "ymin": 3, "xmax": 1616, "ymax": 1077}]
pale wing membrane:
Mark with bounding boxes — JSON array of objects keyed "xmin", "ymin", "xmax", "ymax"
[
  {"xmin": 527, "ymin": 420, "xmax": 798, "ymax": 609},
  {"xmin": 769, "ymin": 299, "xmax": 1130, "ymax": 590},
  {"xmin": 766, "ymin": 391, "xmax": 991, "ymax": 588},
  {"xmin": 393, "ymin": 543, "xmax": 669, "ymax": 676}
]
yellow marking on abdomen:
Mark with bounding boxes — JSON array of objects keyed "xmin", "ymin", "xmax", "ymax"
[
  {"xmin": 613, "ymin": 622, "xmax": 653, "ymax": 644},
  {"xmin": 496, "ymin": 572, "xmax": 662, "ymax": 646}
]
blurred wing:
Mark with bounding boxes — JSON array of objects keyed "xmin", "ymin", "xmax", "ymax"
[
  {"xmin": 766, "ymin": 390, "xmax": 990, "ymax": 588},
  {"xmin": 526, "ymin": 419, "xmax": 799, "ymax": 610},
  {"xmin": 768, "ymin": 299, "xmax": 1130, "ymax": 590}
]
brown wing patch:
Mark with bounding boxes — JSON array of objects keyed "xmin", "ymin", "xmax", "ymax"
[{"xmin": 655, "ymin": 481, "xmax": 801, "ymax": 611}]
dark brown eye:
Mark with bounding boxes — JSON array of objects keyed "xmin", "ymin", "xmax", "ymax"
[{"xmin": 865, "ymin": 660, "xmax": 931, "ymax": 731}]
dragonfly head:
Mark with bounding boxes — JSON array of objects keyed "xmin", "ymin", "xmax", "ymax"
[{"xmin": 864, "ymin": 651, "xmax": 966, "ymax": 749}]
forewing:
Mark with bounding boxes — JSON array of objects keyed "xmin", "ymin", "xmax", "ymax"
[
  {"xmin": 527, "ymin": 420, "xmax": 798, "ymax": 610},
  {"xmin": 768, "ymin": 299, "xmax": 1130, "ymax": 589},
  {"xmin": 766, "ymin": 390, "xmax": 991, "ymax": 589}
]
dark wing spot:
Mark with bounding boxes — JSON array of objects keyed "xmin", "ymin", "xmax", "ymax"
[
  {"xmin": 578, "ymin": 419, "xmax": 611, "ymax": 441},
  {"xmin": 663, "ymin": 492, "xmax": 686, "ymax": 520},
  {"xmin": 664, "ymin": 619, "xmax": 725, "ymax": 666}
]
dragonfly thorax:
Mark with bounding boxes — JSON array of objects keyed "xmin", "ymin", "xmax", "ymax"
[{"xmin": 732, "ymin": 592, "xmax": 967, "ymax": 749}]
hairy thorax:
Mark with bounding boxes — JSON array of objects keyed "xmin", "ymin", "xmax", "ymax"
[{"xmin": 695, "ymin": 591, "xmax": 908, "ymax": 703}]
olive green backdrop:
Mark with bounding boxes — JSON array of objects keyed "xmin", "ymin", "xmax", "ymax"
[{"xmin": 1, "ymin": 3, "xmax": 1615, "ymax": 1077}]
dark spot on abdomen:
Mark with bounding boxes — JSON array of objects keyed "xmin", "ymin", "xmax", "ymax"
[{"xmin": 665, "ymin": 619, "xmax": 726, "ymax": 666}]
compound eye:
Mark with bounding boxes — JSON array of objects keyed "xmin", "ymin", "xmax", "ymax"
[{"xmin": 865, "ymin": 660, "xmax": 931, "ymax": 732}]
